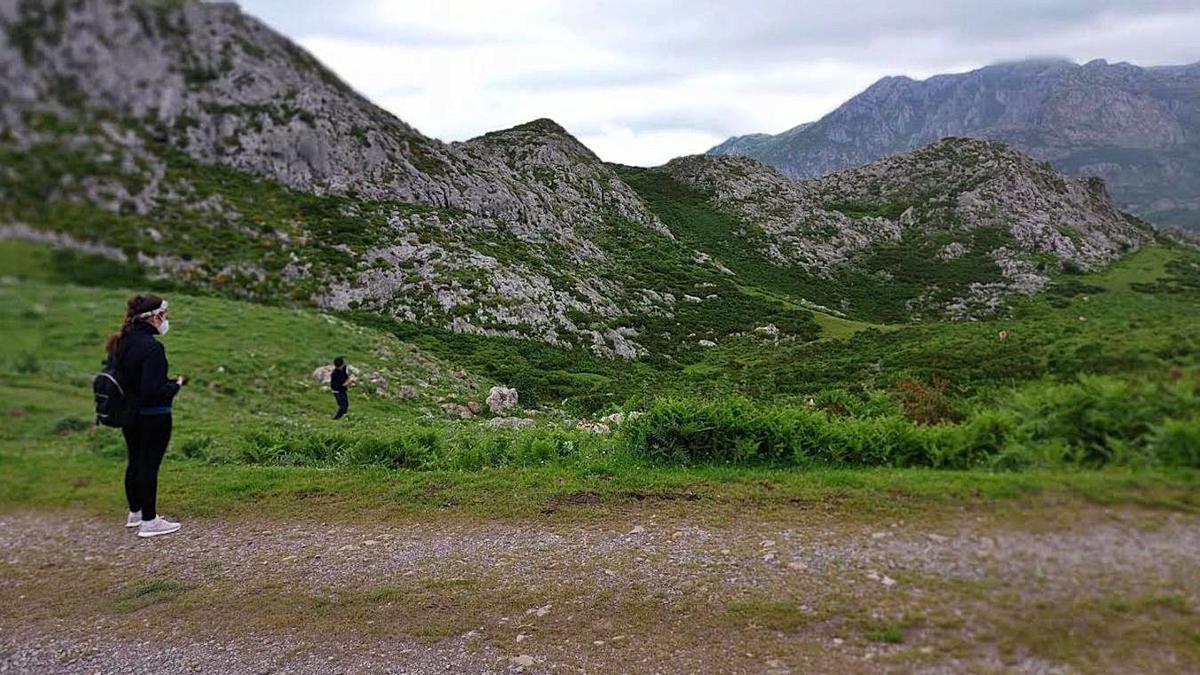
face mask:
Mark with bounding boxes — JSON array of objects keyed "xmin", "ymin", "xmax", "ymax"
[{"xmin": 156, "ymin": 319, "xmax": 170, "ymax": 336}]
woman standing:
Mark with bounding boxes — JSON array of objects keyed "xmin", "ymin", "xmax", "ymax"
[
  {"xmin": 105, "ymin": 294, "xmax": 186, "ymax": 538},
  {"xmin": 330, "ymin": 356, "xmax": 355, "ymax": 420}
]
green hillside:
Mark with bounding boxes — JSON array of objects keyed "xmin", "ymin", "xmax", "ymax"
[
  {"xmin": 684, "ymin": 244, "xmax": 1200, "ymax": 400},
  {"xmin": 4, "ymin": 238, "xmax": 1200, "ymax": 480},
  {"xmin": 0, "ymin": 240, "xmax": 481, "ymax": 452},
  {"xmin": 614, "ymin": 164, "xmax": 880, "ymax": 330}
]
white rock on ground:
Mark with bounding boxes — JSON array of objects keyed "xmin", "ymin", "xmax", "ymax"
[
  {"xmin": 486, "ymin": 386, "xmax": 519, "ymax": 415},
  {"xmin": 311, "ymin": 364, "xmax": 360, "ymax": 385},
  {"xmin": 484, "ymin": 417, "xmax": 536, "ymax": 430},
  {"xmin": 600, "ymin": 412, "xmax": 625, "ymax": 426}
]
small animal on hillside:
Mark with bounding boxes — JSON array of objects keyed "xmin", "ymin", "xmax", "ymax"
[{"xmin": 997, "ymin": 330, "xmax": 1010, "ymax": 342}]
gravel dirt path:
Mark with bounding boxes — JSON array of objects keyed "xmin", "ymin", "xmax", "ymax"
[{"xmin": 2, "ymin": 504, "xmax": 1198, "ymax": 674}]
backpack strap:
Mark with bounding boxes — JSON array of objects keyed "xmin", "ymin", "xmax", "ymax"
[
  {"xmin": 106, "ymin": 336, "xmax": 131, "ymax": 390},
  {"xmin": 97, "ymin": 371, "xmax": 125, "ymax": 396}
]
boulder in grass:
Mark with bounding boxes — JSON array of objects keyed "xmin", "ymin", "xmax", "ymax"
[
  {"xmin": 442, "ymin": 402, "xmax": 476, "ymax": 419},
  {"xmin": 486, "ymin": 386, "xmax": 519, "ymax": 415},
  {"xmin": 484, "ymin": 416, "xmax": 535, "ymax": 430},
  {"xmin": 600, "ymin": 411, "xmax": 644, "ymax": 427},
  {"xmin": 312, "ymin": 364, "xmax": 360, "ymax": 385},
  {"xmin": 577, "ymin": 421, "xmax": 610, "ymax": 434},
  {"xmin": 600, "ymin": 412, "xmax": 625, "ymax": 426},
  {"xmin": 312, "ymin": 365, "xmax": 334, "ymax": 384},
  {"xmin": 364, "ymin": 371, "xmax": 389, "ymax": 396}
]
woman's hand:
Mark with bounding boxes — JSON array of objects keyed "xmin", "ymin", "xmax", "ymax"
[{"xmin": 175, "ymin": 375, "xmax": 188, "ymax": 386}]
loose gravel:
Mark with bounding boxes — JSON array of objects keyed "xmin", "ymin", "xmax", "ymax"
[{"xmin": 2, "ymin": 505, "xmax": 1197, "ymax": 674}]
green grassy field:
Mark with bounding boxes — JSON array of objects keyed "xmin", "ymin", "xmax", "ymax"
[{"xmin": 3, "ymin": 239, "xmax": 1200, "ymax": 521}]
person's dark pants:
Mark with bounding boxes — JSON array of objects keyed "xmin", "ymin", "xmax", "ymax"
[
  {"xmin": 121, "ymin": 413, "xmax": 173, "ymax": 521},
  {"xmin": 333, "ymin": 390, "xmax": 349, "ymax": 419}
]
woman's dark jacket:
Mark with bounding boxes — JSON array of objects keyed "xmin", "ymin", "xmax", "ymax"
[
  {"xmin": 112, "ymin": 322, "xmax": 180, "ymax": 410},
  {"xmin": 330, "ymin": 366, "xmax": 349, "ymax": 392}
]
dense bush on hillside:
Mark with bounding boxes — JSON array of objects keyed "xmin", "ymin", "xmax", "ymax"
[{"xmin": 622, "ymin": 375, "xmax": 1200, "ymax": 470}]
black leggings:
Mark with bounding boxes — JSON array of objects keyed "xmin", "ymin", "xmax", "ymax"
[{"xmin": 122, "ymin": 414, "xmax": 173, "ymax": 521}]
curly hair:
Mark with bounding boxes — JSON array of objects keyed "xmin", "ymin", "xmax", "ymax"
[{"xmin": 105, "ymin": 294, "xmax": 165, "ymax": 354}]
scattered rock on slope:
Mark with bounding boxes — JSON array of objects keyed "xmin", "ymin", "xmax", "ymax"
[{"xmin": 486, "ymin": 386, "xmax": 520, "ymax": 416}]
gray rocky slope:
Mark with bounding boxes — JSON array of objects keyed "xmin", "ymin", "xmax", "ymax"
[
  {"xmin": 0, "ymin": 0, "xmax": 678, "ymax": 356},
  {"xmin": 0, "ymin": 0, "xmax": 662, "ymax": 239},
  {"xmin": 710, "ymin": 59, "xmax": 1200, "ymax": 230},
  {"xmin": 0, "ymin": 1, "xmax": 1157, "ymax": 351},
  {"xmin": 667, "ymin": 138, "xmax": 1151, "ymax": 319}
]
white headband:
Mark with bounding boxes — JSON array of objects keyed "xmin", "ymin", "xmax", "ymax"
[{"xmin": 135, "ymin": 300, "xmax": 168, "ymax": 318}]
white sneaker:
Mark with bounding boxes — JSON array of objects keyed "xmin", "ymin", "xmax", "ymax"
[
  {"xmin": 126, "ymin": 511, "xmax": 142, "ymax": 528},
  {"xmin": 137, "ymin": 516, "xmax": 181, "ymax": 538}
]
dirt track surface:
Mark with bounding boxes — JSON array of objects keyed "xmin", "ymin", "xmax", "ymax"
[{"xmin": 2, "ymin": 505, "xmax": 1198, "ymax": 674}]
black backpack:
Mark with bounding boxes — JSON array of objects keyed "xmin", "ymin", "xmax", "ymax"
[{"xmin": 94, "ymin": 356, "xmax": 134, "ymax": 428}]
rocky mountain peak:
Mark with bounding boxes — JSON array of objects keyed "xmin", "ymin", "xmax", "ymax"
[
  {"xmin": 802, "ymin": 136, "xmax": 1146, "ymax": 258},
  {"xmin": 466, "ymin": 117, "xmax": 602, "ymax": 166},
  {"xmin": 0, "ymin": 0, "xmax": 665, "ymax": 240},
  {"xmin": 664, "ymin": 153, "xmax": 787, "ymax": 192},
  {"xmin": 461, "ymin": 118, "xmax": 670, "ymax": 239},
  {"xmin": 502, "ymin": 117, "xmax": 572, "ymax": 136},
  {"xmin": 669, "ymin": 137, "xmax": 1150, "ymax": 320}
]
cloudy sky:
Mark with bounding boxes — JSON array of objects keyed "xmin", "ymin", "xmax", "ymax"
[{"xmin": 237, "ymin": 0, "xmax": 1200, "ymax": 166}]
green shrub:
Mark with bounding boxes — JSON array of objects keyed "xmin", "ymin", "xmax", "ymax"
[
  {"xmin": 88, "ymin": 430, "xmax": 126, "ymax": 459},
  {"xmin": 339, "ymin": 429, "xmax": 436, "ymax": 469},
  {"xmin": 437, "ymin": 427, "xmax": 592, "ymax": 471},
  {"xmin": 1006, "ymin": 376, "xmax": 1200, "ymax": 466},
  {"xmin": 176, "ymin": 434, "xmax": 215, "ymax": 460},
  {"xmin": 52, "ymin": 415, "xmax": 91, "ymax": 435},
  {"xmin": 624, "ymin": 397, "xmax": 797, "ymax": 465},
  {"xmin": 1148, "ymin": 417, "xmax": 1200, "ymax": 468},
  {"xmin": 622, "ymin": 374, "xmax": 1200, "ymax": 470},
  {"xmin": 233, "ymin": 424, "xmax": 595, "ymax": 471},
  {"xmin": 622, "ymin": 397, "xmax": 967, "ymax": 468},
  {"xmin": 949, "ymin": 411, "xmax": 1014, "ymax": 468},
  {"xmin": 14, "ymin": 352, "xmax": 40, "ymax": 374}
]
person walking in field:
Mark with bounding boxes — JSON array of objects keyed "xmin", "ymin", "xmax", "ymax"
[
  {"xmin": 331, "ymin": 356, "xmax": 355, "ymax": 420},
  {"xmin": 104, "ymin": 294, "xmax": 187, "ymax": 538}
]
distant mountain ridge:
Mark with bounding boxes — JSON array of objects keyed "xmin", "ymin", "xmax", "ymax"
[{"xmin": 709, "ymin": 59, "xmax": 1200, "ymax": 230}]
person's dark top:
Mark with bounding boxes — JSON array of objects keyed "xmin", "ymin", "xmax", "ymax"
[
  {"xmin": 330, "ymin": 366, "xmax": 349, "ymax": 392},
  {"xmin": 111, "ymin": 322, "xmax": 180, "ymax": 410}
]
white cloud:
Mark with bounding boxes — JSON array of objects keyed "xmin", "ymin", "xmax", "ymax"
[
  {"xmin": 237, "ymin": 0, "xmax": 1200, "ymax": 165},
  {"xmin": 581, "ymin": 127, "xmax": 727, "ymax": 168}
]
